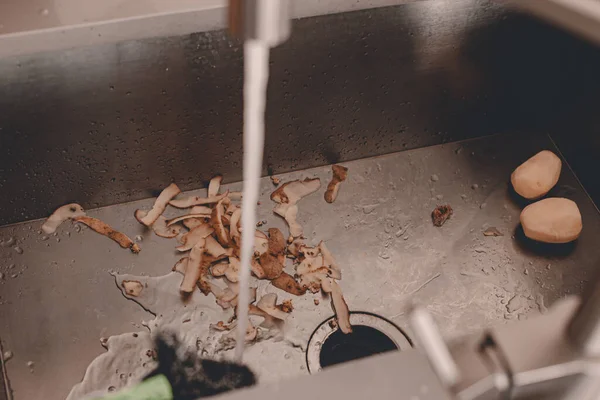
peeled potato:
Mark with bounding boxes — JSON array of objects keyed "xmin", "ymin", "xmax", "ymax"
[
  {"xmin": 520, "ymin": 198, "xmax": 582, "ymax": 243},
  {"xmin": 511, "ymin": 150, "xmax": 562, "ymax": 199}
]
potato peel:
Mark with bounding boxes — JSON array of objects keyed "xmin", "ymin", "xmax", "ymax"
[
  {"xmin": 208, "ymin": 175, "xmax": 223, "ymax": 197},
  {"xmin": 211, "ymin": 261, "xmax": 229, "ymax": 277},
  {"xmin": 211, "ymin": 199, "xmax": 230, "ymax": 246},
  {"xmin": 176, "ymin": 223, "xmax": 214, "ymax": 252},
  {"xmin": 251, "ymin": 258, "xmax": 266, "ymax": 279},
  {"xmin": 152, "ymin": 216, "xmax": 181, "ymax": 238},
  {"xmin": 319, "ymin": 241, "xmax": 342, "ymax": 280},
  {"xmin": 136, "ymin": 210, "xmax": 181, "ymax": 239},
  {"xmin": 230, "ymin": 208, "xmax": 242, "ymax": 240},
  {"xmin": 226, "ymin": 257, "xmax": 240, "ymax": 283},
  {"xmin": 271, "ymin": 178, "xmax": 321, "ymax": 204},
  {"xmin": 190, "ymin": 206, "xmax": 213, "ymax": 215},
  {"xmin": 172, "ymin": 257, "xmax": 188, "ymax": 275},
  {"xmin": 169, "ymin": 191, "xmax": 229, "ymax": 209},
  {"xmin": 324, "ymin": 165, "xmax": 348, "ymax": 203},
  {"xmin": 205, "ymin": 236, "xmax": 231, "ymax": 259},
  {"xmin": 42, "ymin": 203, "xmax": 86, "ymax": 234},
  {"xmin": 121, "ymin": 280, "xmax": 144, "ymax": 297},
  {"xmin": 258, "ymin": 253, "xmax": 284, "ymax": 280},
  {"xmin": 166, "ymin": 214, "xmax": 210, "ymax": 227},
  {"xmin": 267, "ymin": 228, "xmax": 286, "ymax": 255},
  {"xmin": 271, "ymin": 272, "xmax": 306, "ymax": 296},
  {"xmin": 328, "ymin": 279, "xmax": 352, "ymax": 334},
  {"xmin": 292, "ymin": 240, "xmax": 351, "ymax": 333},
  {"xmin": 137, "ymin": 183, "xmax": 181, "ymax": 226},
  {"xmin": 271, "ymin": 178, "xmax": 321, "ymax": 238},
  {"xmin": 248, "ymin": 304, "xmax": 283, "ymax": 330},
  {"xmin": 99, "ymin": 174, "xmax": 355, "ymax": 342},
  {"xmin": 74, "ymin": 216, "xmax": 141, "ymax": 253},
  {"xmin": 180, "ymin": 238, "xmax": 206, "ymax": 294},
  {"xmin": 257, "ymin": 293, "xmax": 289, "ymax": 320},
  {"xmin": 183, "ymin": 218, "xmax": 205, "ymax": 230},
  {"xmin": 254, "ymin": 230, "xmax": 269, "ymax": 256},
  {"xmin": 274, "ymin": 203, "xmax": 302, "ymax": 238}
]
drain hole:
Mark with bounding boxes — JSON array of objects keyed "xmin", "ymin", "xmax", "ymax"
[
  {"xmin": 319, "ymin": 325, "xmax": 398, "ymax": 368},
  {"xmin": 306, "ymin": 312, "xmax": 412, "ymax": 373}
]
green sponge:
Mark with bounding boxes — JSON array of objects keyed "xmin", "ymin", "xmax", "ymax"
[{"xmin": 94, "ymin": 375, "xmax": 172, "ymax": 400}]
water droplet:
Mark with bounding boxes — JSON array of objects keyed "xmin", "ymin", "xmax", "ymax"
[
  {"xmin": 13, "ymin": 246, "xmax": 23, "ymax": 254},
  {"xmin": 430, "ymin": 174, "xmax": 439, "ymax": 182},
  {"xmin": 3, "ymin": 351, "xmax": 13, "ymax": 361},
  {"xmin": 379, "ymin": 251, "xmax": 391, "ymax": 260}
]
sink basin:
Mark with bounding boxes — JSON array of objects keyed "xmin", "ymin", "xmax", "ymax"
[{"xmin": 1, "ymin": 133, "xmax": 599, "ymax": 399}]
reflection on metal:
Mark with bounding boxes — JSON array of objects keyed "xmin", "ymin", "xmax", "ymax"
[
  {"xmin": 1, "ymin": 0, "xmax": 513, "ymax": 225},
  {"xmin": 10, "ymin": 0, "xmax": 600, "ymax": 226},
  {"xmin": 508, "ymin": 0, "xmax": 600, "ymax": 45},
  {"xmin": 0, "ymin": 0, "xmax": 424, "ymax": 58}
]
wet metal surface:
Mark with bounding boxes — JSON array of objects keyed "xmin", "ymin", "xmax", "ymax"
[
  {"xmin": 0, "ymin": 0, "xmax": 508, "ymax": 225},
  {"xmin": 1, "ymin": 133, "xmax": 600, "ymax": 399},
  {"xmin": 0, "ymin": 340, "xmax": 10, "ymax": 400},
  {"xmin": 6, "ymin": 0, "xmax": 600, "ymax": 225}
]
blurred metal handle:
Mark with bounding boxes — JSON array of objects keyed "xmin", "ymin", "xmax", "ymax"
[
  {"xmin": 568, "ymin": 276, "xmax": 600, "ymax": 356},
  {"xmin": 410, "ymin": 307, "xmax": 462, "ymax": 387},
  {"xmin": 229, "ymin": 0, "xmax": 292, "ymax": 46}
]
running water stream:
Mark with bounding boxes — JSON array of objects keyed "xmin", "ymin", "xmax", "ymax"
[{"xmin": 235, "ymin": 40, "xmax": 270, "ymax": 362}]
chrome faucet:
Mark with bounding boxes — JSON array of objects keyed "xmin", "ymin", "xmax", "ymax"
[{"xmin": 229, "ymin": 0, "xmax": 292, "ymax": 47}]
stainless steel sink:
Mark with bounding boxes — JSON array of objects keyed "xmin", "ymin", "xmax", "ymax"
[
  {"xmin": 1, "ymin": 133, "xmax": 600, "ymax": 399},
  {"xmin": 3, "ymin": 1, "xmax": 600, "ymax": 399}
]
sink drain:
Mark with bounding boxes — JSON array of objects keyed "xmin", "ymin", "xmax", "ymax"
[{"xmin": 306, "ymin": 312, "xmax": 412, "ymax": 373}]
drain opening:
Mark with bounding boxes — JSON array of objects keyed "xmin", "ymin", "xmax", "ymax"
[
  {"xmin": 319, "ymin": 324, "xmax": 398, "ymax": 368},
  {"xmin": 306, "ymin": 312, "xmax": 412, "ymax": 373}
]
